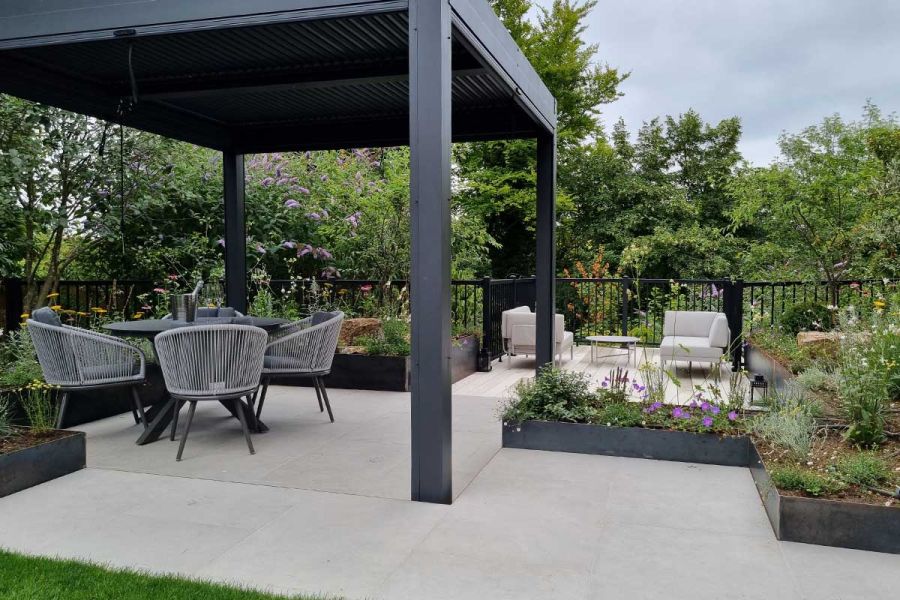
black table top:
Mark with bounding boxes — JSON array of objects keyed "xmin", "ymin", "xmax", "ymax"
[{"xmin": 104, "ymin": 317, "xmax": 289, "ymax": 338}]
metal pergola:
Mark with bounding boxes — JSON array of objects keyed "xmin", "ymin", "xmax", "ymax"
[{"xmin": 0, "ymin": 0, "xmax": 557, "ymax": 504}]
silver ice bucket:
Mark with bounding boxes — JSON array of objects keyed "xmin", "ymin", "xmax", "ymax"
[{"xmin": 169, "ymin": 293, "xmax": 197, "ymax": 322}]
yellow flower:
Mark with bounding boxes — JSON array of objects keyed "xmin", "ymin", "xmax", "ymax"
[
  {"xmin": 50, "ymin": 305, "xmax": 62, "ymax": 311},
  {"xmin": 47, "ymin": 292, "xmax": 60, "ymax": 298},
  {"xmin": 76, "ymin": 311, "xmax": 89, "ymax": 317},
  {"xmin": 19, "ymin": 313, "xmax": 30, "ymax": 319},
  {"xmin": 873, "ymin": 299, "xmax": 886, "ymax": 310},
  {"xmin": 132, "ymin": 312, "xmax": 144, "ymax": 319},
  {"xmin": 90, "ymin": 307, "xmax": 108, "ymax": 314}
]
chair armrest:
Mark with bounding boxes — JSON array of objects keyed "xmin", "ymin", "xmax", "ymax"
[{"xmin": 63, "ymin": 325, "xmax": 146, "ymax": 379}]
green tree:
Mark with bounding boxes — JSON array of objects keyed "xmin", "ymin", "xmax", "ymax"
[
  {"xmin": 455, "ymin": 0, "xmax": 626, "ymax": 276},
  {"xmin": 730, "ymin": 104, "xmax": 898, "ymax": 290},
  {"xmin": 561, "ymin": 111, "xmax": 743, "ymax": 278}
]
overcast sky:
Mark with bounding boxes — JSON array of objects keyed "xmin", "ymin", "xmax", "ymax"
[{"xmin": 560, "ymin": 0, "xmax": 900, "ymax": 165}]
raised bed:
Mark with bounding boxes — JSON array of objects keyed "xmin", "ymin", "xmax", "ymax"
[
  {"xmin": 502, "ymin": 420, "xmax": 751, "ymax": 467},
  {"xmin": 503, "ymin": 419, "xmax": 900, "ymax": 554},
  {"xmin": 279, "ymin": 335, "xmax": 480, "ymax": 392},
  {"xmin": 748, "ymin": 444, "xmax": 900, "ymax": 554},
  {"xmin": 0, "ymin": 430, "xmax": 86, "ymax": 498}
]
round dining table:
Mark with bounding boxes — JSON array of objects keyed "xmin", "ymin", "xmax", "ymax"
[{"xmin": 104, "ymin": 316, "xmax": 288, "ymax": 445}]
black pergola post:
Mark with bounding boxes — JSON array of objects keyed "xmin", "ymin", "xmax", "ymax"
[
  {"xmin": 223, "ymin": 151, "xmax": 247, "ymax": 314},
  {"xmin": 408, "ymin": 0, "xmax": 453, "ymax": 504},
  {"xmin": 535, "ymin": 131, "xmax": 557, "ymax": 368}
]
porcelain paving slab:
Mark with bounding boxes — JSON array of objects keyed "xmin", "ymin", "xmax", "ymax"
[{"xmin": 1, "ymin": 388, "xmax": 897, "ymax": 600}]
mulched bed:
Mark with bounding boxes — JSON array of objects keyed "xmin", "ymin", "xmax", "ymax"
[
  {"xmin": 753, "ymin": 431, "xmax": 900, "ymax": 507},
  {"xmin": 0, "ymin": 429, "xmax": 72, "ymax": 455}
]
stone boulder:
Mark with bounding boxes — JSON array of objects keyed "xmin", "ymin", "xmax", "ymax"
[
  {"xmin": 796, "ymin": 331, "xmax": 840, "ymax": 358},
  {"xmin": 339, "ymin": 318, "xmax": 382, "ymax": 347}
]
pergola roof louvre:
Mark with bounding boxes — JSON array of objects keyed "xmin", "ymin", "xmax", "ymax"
[
  {"xmin": 0, "ymin": 0, "xmax": 555, "ymax": 153},
  {"xmin": 0, "ymin": 0, "xmax": 557, "ymax": 505}
]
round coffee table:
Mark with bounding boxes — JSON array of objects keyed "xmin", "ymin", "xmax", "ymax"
[{"xmin": 585, "ymin": 335, "xmax": 640, "ymax": 366}]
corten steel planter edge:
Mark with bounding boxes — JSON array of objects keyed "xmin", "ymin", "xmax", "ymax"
[
  {"xmin": 749, "ymin": 442, "xmax": 900, "ymax": 554},
  {"xmin": 0, "ymin": 430, "xmax": 86, "ymax": 498},
  {"xmin": 275, "ymin": 340, "xmax": 479, "ymax": 392},
  {"xmin": 501, "ymin": 420, "xmax": 751, "ymax": 467}
]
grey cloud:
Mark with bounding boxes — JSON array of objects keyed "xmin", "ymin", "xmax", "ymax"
[{"xmin": 550, "ymin": 0, "xmax": 900, "ymax": 164}]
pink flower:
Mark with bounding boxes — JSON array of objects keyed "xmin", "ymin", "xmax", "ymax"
[{"xmin": 153, "ymin": 288, "xmax": 167, "ymax": 294}]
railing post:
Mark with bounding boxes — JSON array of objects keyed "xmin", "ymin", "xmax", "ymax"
[
  {"xmin": 478, "ymin": 276, "xmax": 492, "ymax": 371},
  {"xmin": 620, "ymin": 277, "xmax": 630, "ymax": 336},
  {"xmin": 724, "ymin": 279, "xmax": 744, "ymax": 371},
  {"xmin": 3, "ymin": 277, "xmax": 24, "ymax": 331}
]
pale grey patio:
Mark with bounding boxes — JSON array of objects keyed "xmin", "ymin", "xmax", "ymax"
[{"xmin": 0, "ymin": 381, "xmax": 897, "ymax": 599}]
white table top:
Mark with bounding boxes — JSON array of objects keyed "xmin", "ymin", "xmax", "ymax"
[{"xmin": 585, "ymin": 335, "xmax": 640, "ymax": 343}]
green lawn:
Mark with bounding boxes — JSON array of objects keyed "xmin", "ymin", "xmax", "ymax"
[{"xmin": 0, "ymin": 550, "xmax": 331, "ymax": 600}]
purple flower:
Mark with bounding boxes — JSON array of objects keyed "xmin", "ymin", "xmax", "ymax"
[
  {"xmin": 282, "ymin": 241, "xmax": 297, "ymax": 249},
  {"xmin": 672, "ymin": 407, "xmax": 684, "ymax": 419},
  {"xmin": 689, "ymin": 400, "xmax": 699, "ymax": 409},
  {"xmin": 306, "ymin": 212, "xmax": 321, "ymax": 221},
  {"xmin": 297, "ymin": 244, "xmax": 313, "ymax": 257},
  {"xmin": 702, "ymin": 416, "xmax": 714, "ymax": 428},
  {"xmin": 298, "ymin": 186, "xmax": 310, "ymax": 195},
  {"xmin": 710, "ymin": 405, "xmax": 721, "ymax": 415},
  {"xmin": 710, "ymin": 283, "xmax": 720, "ymax": 298},
  {"xmin": 254, "ymin": 243, "xmax": 266, "ymax": 254},
  {"xmin": 216, "ymin": 238, "xmax": 225, "ymax": 247},
  {"xmin": 727, "ymin": 411, "xmax": 738, "ymax": 422},
  {"xmin": 284, "ymin": 199, "xmax": 300, "ymax": 208},
  {"xmin": 261, "ymin": 177, "xmax": 274, "ymax": 187},
  {"xmin": 700, "ymin": 401, "xmax": 710, "ymax": 412},
  {"xmin": 320, "ymin": 209, "xmax": 329, "ymax": 218},
  {"xmin": 651, "ymin": 402, "xmax": 663, "ymax": 410},
  {"xmin": 316, "ymin": 247, "xmax": 333, "ymax": 260},
  {"xmin": 320, "ymin": 174, "xmax": 328, "ymax": 182}
]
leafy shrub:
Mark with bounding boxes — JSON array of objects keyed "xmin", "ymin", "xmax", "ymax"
[
  {"xmin": 834, "ymin": 453, "xmax": 892, "ymax": 487},
  {"xmin": 358, "ymin": 319, "xmax": 410, "ymax": 357},
  {"xmin": 0, "ymin": 328, "xmax": 43, "ymax": 388},
  {"xmin": 779, "ymin": 302, "xmax": 834, "ymax": 335},
  {"xmin": 770, "ymin": 466, "xmax": 843, "ymax": 497},
  {"xmin": 595, "ymin": 401, "xmax": 644, "ymax": 427},
  {"xmin": 749, "ymin": 386, "xmax": 817, "ymax": 461},
  {"xmin": 794, "ymin": 365, "xmax": 838, "ymax": 394},
  {"xmin": 839, "ymin": 346, "xmax": 887, "ymax": 448},
  {"xmin": 501, "ymin": 368, "xmax": 599, "ymax": 424}
]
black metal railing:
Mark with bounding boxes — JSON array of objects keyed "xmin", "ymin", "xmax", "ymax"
[{"xmin": 3, "ymin": 276, "xmax": 895, "ymax": 371}]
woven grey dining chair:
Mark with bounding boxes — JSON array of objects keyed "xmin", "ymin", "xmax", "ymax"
[
  {"xmin": 254, "ymin": 311, "xmax": 344, "ymax": 423},
  {"xmin": 154, "ymin": 324, "xmax": 267, "ymax": 461},
  {"xmin": 27, "ymin": 307, "xmax": 147, "ymax": 429}
]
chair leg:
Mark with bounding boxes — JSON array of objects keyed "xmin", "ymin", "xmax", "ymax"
[
  {"xmin": 317, "ymin": 377, "xmax": 334, "ymax": 423},
  {"xmin": 56, "ymin": 392, "xmax": 69, "ymax": 429},
  {"xmin": 234, "ymin": 398, "xmax": 255, "ymax": 455},
  {"xmin": 170, "ymin": 399, "xmax": 181, "ymax": 441},
  {"xmin": 313, "ymin": 378, "xmax": 324, "ymax": 412},
  {"xmin": 131, "ymin": 386, "xmax": 148, "ymax": 430},
  {"xmin": 176, "ymin": 401, "xmax": 197, "ymax": 462},
  {"xmin": 255, "ymin": 378, "xmax": 269, "ymax": 421}
]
